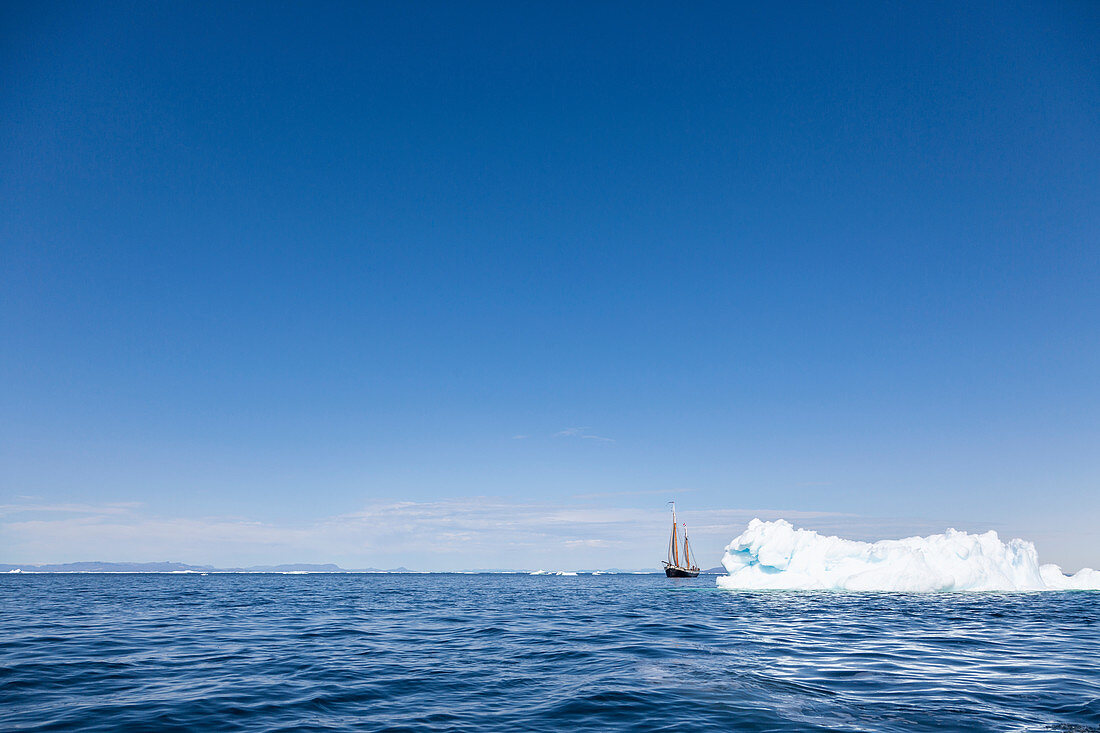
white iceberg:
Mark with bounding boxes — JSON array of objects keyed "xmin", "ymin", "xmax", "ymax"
[{"xmin": 717, "ymin": 519, "xmax": 1100, "ymax": 592}]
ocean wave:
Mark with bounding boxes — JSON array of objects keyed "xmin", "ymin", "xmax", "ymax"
[{"xmin": 717, "ymin": 519, "xmax": 1100, "ymax": 592}]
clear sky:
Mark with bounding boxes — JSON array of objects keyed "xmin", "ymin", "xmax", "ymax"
[{"xmin": 2, "ymin": 1, "xmax": 1098, "ymax": 570}]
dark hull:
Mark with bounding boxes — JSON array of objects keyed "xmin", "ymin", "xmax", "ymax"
[{"xmin": 664, "ymin": 566, "xmax": 699, "ymax": 578}]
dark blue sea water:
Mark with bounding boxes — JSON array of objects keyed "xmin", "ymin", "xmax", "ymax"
[{"xmin": 3, "ymin": 574, "xmax": 1099, "ymax": 732}]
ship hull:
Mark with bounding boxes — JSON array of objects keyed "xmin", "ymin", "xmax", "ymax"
[{"xmin": 664, "ymin": 566, "xmax": 699, "ymax": 578}]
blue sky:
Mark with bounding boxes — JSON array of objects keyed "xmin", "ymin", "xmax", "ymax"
[{"xmin": 2, "ymin": 1, "xmax": 1098, "ymax": 570}]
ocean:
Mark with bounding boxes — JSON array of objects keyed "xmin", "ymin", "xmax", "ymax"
[{"xmin": 3, "ymin": 573, "xmax": 1098, "ymax": 731}]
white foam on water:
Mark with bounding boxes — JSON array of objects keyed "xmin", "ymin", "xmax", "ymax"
[{"xmin": 717, "ymin": 519, "xmax": 1100, "ymax": 592}]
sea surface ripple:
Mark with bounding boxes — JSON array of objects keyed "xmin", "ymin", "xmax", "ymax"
[{"xmin": 2, "ymin": 574, "xmax": 1099, "ymax": 731}]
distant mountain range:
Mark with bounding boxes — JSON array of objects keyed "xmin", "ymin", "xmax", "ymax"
[
  {"xmin": 0, "ymin": 562, "xmax": 390, "ymax": 573},
  {"xmin": 2, "ymin": 561, "xmax": 727, "ymax": 574}
]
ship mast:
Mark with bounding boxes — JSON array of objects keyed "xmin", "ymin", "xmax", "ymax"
[
  {"xmin": 669, "ymin": 502, "xmax": 680, "ymax": 568},
  {"xmin": 662, "ymin": 501, "xmax": 699, "ymax": 576}
]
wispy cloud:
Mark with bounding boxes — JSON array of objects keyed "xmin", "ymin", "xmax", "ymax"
[
  {"xmin": 553, "ymin": 427, "xmax": 614, "ymax": 443},
  {"xmin": 0, "ymin": 497, "xmax": 865, "ymax": 571},
  {"xmin": 0, "ymin": 501, "xmax": 143, "ymax": 518},
  {"xmin": 572, "ymin": 488, "xmax": 694, "ymax": 501},
  {"xmin": 564, "ymin": 539, "xmax": 617, "ymax": 548},
  {"xmin": 10, "ymin": 498, "xmax": 1074, "ymax": 570}
]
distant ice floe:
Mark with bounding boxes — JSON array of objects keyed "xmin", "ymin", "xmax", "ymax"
[{"xmin": 717, "ymin": 519, "xmax": 1100, "ymax": 592}]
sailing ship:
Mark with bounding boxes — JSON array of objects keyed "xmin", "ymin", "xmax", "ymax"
[{"xmin": 663, "ymin": 502, "xmax": 700, "ymax": 577}]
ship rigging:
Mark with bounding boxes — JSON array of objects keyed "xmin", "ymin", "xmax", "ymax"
[{"xmin": 663, "ymin": 502, "xmax": 700, "ymax": 578}]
